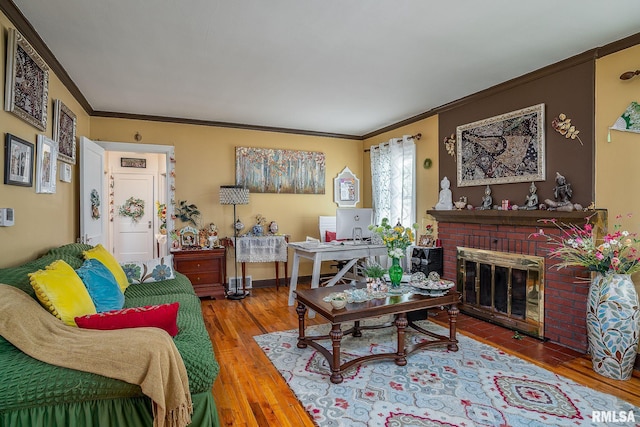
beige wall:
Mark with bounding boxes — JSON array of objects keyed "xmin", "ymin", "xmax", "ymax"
[
  {"xmin": 595, "ymin": 44, "xmax": 640, "ymax": 287},
  {"xmin": 362, "ymin": 115, "xmax": 440, "ymax": 236},
  {"xmin": 595, "ymin": 45, "xmax": 640, "ymax": 234},
  {"xmin": 0, "ymin": 15, "xmax": 90, "ymax": 267},
  {"xmin": 90, "ymin": 117, "xmax": 362, "ymax": 279},
  {"xmin": 3, "ymin": 0, "xmax": 639, "ymax": 281}
]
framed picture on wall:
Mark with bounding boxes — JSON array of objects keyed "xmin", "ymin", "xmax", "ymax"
[
  {"xmin": 456, "ymin": 103, "xmax": 545, "ymax": 187},
  {"xmin": 4, "ymin": 133, "xmax": 34, "ymax": 187},
  {"xmin": 4, "ymin": 28, "xmax": 49, "ymax": 131},
  {"xmin": 35, "ymin": 134, "xmax": 58, "ymax": 194},
  {"xmin": 53, "ymin": 99, "xmax": 77, "ymax": 164},
  {"xmin": 334, "ymin": 167, "xmax": 360, "ymax": 207}
]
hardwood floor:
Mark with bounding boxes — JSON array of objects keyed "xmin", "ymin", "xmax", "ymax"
[{"xmin": 201, "ymin": 285, "xmax": 640, "ymax": 426}]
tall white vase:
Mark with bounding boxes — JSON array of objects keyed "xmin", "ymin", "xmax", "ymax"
[{"xmin": 587, "ymin": 273, "xmax": 640, "ymax": 380}]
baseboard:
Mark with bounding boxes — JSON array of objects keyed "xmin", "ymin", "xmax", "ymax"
[{"xmin": 248, "ymin": 274, "xmax": 322, "ymax": 289}]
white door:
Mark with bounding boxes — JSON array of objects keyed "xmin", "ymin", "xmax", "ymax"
[
  {"xmin": 79, "ymin": 137, "xmax": 106, "ymax": 246},
  {"xmin": 113, "ymin": 173, "xmax": 155, "ymax": 262}
]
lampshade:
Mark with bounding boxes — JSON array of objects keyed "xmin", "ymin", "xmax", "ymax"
[{"xmin": 219, "ymin": 185, "xmax": 249, "ymax": 205}]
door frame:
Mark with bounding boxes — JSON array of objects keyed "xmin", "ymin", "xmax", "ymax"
[{"xmin": 94, "ymin": 141, "xmax": 175, "ymax": 256}]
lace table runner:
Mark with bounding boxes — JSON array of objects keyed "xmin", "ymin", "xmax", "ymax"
[{"xmin": 236, "ymin": 236, "xmax": 288, "ymax": 263}]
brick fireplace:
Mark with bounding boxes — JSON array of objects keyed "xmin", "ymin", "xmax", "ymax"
[{"xmin": 428, "ymin": 209, "xmax": 607, "ymax": 352}]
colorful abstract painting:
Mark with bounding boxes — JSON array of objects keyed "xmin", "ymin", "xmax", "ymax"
[
  {"xmin": 456, "ymin": 104, "xmax": 545, "ymax": 187},
  {"xmin": 235, "ymin": 147, "xmax": 325, "ymax": 194}
]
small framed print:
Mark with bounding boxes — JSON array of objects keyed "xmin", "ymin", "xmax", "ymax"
[
  {"xmin": 333, "ymin": 166, "xmax": 360, "ymax": 207},
  {"xmin": 53, "ymin": 99, "xmax": 77, "ymax": 164},
  {"xmin": 36, "ymin": 134, "xmax": 58, "ymax": 194},
  {"xmin": 59, "ymin": 163, "xmax": 72, "ymax": 183},
  {"xmin": 121, "ymin": 157, "xmax": 147, "ymax": 168},
  {"xmin": 4, "ymin": 29, "xmax": 49, "ymax": 131},
  {"xmin": 4, "ymin": 133, "xmax": 34, "ymax": 187},
  {"xmin": 418, "ymin": 235, "xmax": 435, "ymax": 247},
  {"xmin": 180, "ymin": 226, "xmax": 199, "ymax": 248}
]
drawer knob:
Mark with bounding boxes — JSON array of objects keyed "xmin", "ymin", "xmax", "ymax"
[
  {"xmin": 196, "ymin": 277, "xmax": 201, "ymax": 281},
  {"xmin": 197, "ymin": 263, "xmax": 201, "ymax": 267}
]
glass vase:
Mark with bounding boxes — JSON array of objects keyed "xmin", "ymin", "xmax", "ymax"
[
  {"xmin": 388, "ymin": 257, "xmax": 403, "ymax": 290},
  {"xmin": 587, "ymin": 273, "xmax": 640, "ymax": 380}
]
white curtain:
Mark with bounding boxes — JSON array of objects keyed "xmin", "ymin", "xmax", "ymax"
[{"xmin": 370, "ymin": 135, "xmax": 416, "ymax": 229}]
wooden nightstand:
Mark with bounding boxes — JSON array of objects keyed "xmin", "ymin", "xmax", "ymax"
[{"xmin": 171, "ymin": 248, "xmax": 226, "ymax": 299}]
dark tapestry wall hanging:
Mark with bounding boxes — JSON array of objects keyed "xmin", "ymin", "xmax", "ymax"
[{"xmin": 456, "ymin": 104, "xmax": 545, "ymax": 187}]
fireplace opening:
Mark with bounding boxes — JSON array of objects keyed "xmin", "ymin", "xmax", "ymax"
[{"xmin": 457, "ymin": 247, "xmax": 544, "ymax": 338}]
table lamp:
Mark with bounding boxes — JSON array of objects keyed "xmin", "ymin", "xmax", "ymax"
[{"xmin": 220, "ymin": 185, "xmax": 250, "ymax": 300}]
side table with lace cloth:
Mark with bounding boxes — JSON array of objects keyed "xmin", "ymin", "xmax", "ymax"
[{"xmin": 236, "ymin": 235, "xmax": 289, "ymax": 291}]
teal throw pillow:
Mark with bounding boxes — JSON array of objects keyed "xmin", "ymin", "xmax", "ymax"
[
  {"xmin": 121, "ymin": 255, "xmax": 175, "ymax": 284},
  {"xmin": 76, "ymin": 259, "xmax": 125, "ymax": 312}
]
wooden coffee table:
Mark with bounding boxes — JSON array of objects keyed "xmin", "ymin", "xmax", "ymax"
[{"xmin": 295, "ymin": 283, "xmax": 460, "ymax": 384}]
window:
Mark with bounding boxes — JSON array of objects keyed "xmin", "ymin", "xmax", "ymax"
[{"xmin": 370, "ymin": 135, "xmax": 416, "ymax": 229}]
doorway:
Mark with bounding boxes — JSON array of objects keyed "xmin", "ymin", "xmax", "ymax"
[{"xmin": 85, "ymin": 140, "xmax": 175, "ymax": 262}]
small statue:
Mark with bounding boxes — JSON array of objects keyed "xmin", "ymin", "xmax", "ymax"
[
  {"xmin": 435, "ymin": 176, "xmax": 453, "ymax": 210},
  {"xmin": 544, "ymin": 172, "xmax": 582, "ymax": 212},
  {"xmin": 207, "ymin": 223, "xmax": 219, "ymax": 247},
  {"xmin": 524, "ymin": 182, "xmax": 539, "ymax": 210},
  {"xmin": 480, "ymin": 185, "xmax": 493, "ymax": 210},
  {"xmin": 198, "ymin": 228, "xmax": 209, "ymax": 248},
  {"xmin": 454, "ymin": 196, "xmax": 467, "ymax": 210}
]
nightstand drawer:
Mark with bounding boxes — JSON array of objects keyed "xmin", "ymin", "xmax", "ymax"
[
  {"xmin": 183, "ymin": 271, "xmax": 218, "ymax": 286},
  {"xmin": 175, "ymin": 259, "xmax": 219, "ymax": 274}
]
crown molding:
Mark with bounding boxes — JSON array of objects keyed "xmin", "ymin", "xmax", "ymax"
[
  {"xmin": 91, "ymin": 111, "xmax": 360, "ymax": 140},
  {"xmin": 2, "ymin": 0, "xmax": 639, "ymax": 140}
]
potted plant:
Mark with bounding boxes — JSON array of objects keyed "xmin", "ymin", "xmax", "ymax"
[
  {"xmin": 362, "ymin": 262, "xmax": 387, "ymax": 293},
  {"xmin": 532, "ymin": 213, "xmax": 640, "ymax": 380},
  {"xmin": 175, "ymin": 200, "xmax": 201, "ymax": 227},
  {"xmin": 368, "ymin": 218, "xmax": 418, "ymax": 289}
]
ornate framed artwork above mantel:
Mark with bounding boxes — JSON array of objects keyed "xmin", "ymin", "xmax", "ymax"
[
  {"xmin": 53, "ymin": 99, "xmax": 77, "ymax": 164},
  {"xmin": 456, "ymin": 103, "xmax": 545, "ymax": 187},
  {"xmin": 4, "ymin": 28, "xmax": 49, "ymax": 131},
  {"xmin": 334, "ymin": 166, "xmax": 360, "ymax": 207}
]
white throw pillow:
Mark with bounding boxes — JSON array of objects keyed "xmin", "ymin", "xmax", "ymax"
[{"xmin": 120, "ymin": 255, "xmax": 175, "ymax": 284}]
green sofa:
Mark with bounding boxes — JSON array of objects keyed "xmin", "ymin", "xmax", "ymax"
[{"xmin": 0, "ymin": 243, "xmax": 220, "ymax": 426}]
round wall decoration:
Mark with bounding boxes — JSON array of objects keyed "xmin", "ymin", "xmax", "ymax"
[
  {"xmin": 423, "ymin": 158, "xmax": 433, "ymax": 169},
  {"xmin": 119, "ymin": 197, "xmax": 145, "ymax": 223}
]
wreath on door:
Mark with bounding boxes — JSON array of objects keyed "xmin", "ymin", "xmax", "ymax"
[{"xmin": 119, "ymin": 197, "xmax": 145, "ymax": 223}]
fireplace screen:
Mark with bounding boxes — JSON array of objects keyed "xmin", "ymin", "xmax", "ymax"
[{"xmin": 457, "ymin": 247, "xmax": 544, "ymax": 338}]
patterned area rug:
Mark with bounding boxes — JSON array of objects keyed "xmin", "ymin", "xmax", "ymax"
[{"xmin": 254, "ymin": 320, "xmax": 639, "ymax": 426}]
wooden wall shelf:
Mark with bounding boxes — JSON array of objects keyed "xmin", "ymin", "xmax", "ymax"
[{"xmin": 427, "ymin": 208, "xmax": 607, "ymax": 228}]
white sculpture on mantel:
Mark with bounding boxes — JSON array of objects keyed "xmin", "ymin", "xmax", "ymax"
[{"xmin": 435, "ymin": 176, "xmax": 453, "ymax": 210}]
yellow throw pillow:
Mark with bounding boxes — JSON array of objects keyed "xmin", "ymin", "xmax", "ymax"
[
  {"xmin": 29, "ymin": 260, "xmax": 97, "ymax": 326},
  {"xmin": 83, "ymin": 244, "xmax": 129, "ymax": 292}
]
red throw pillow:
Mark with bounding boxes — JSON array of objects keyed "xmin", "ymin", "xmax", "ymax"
[
  {"xmin": 75, "ymin": 302, "xmax": 179, "ymax": 337},
  {"xmin": 325, "ymin": 231, "xmax": 337, "ymax": 242}
]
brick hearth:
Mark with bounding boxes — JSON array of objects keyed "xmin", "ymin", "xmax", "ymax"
[{"xmin": 428, "ymin": 209, "xmax": 607, "ymax": 353}]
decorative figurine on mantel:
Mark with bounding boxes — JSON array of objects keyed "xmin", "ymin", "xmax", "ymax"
[
  {"xmin": 454, "ymin": 196, "xmax": 467, "ymax": 210},
  {"xmin": 434, "ymin": 176, "xmax": 453, "ymax": 210},
  {"xmin": 524, "ymin": 182, "xmax": 539, "ymax": 210},
  {"xmin": 480, "ymin": 185, "xmax": 493, "ymax": 210},
  {"xmin": 544, "ymin": 172, "xmax": 583, "ymax": 212}
]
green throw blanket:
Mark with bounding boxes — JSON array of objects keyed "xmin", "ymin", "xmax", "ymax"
[{"xmin": 0, "ymin": 284, "xmax": 192, "ymax": 427}]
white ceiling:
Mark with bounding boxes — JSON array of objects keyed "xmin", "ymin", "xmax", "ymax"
[{"xmin": 11, "ymin": 1, "xmax": 640, "ymax": 137}]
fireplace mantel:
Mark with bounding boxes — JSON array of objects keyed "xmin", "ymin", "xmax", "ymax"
[{"xmin": 427, "ymin": 209, "xmax": 607, "ymax": 228}]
